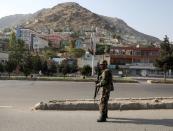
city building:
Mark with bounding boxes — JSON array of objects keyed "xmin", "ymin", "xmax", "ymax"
[
  {"xmin": 75, "ymin": 38, "xmax": 84, "ymax": 49},
  {"xmin": 43, "ymin": 34, "xmax": 64, "ymax": 48},
  {"xmin": 110, "ymin": 46, "xmax": 160, "ymax": 64},
  {"xmin": 109, "ymin": 46, "xmax": 161, "ymax": 76},
  {"xmin": 16, "ymin": 27, "xmax": 35, "ymax": 49},
  {"xmin": 77, "ymin": 53, "xmax": 110, "ymax": 68},
  {"xmin": 16, "ymin": 27, "xmax": 49, "ymax": 50},
  {"xmin": 33, "ymin": 35, "xmax": 48, "ymax": 51}
]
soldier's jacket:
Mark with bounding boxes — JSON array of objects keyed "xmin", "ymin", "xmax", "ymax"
[{"xmin": 97, "ymin": 68, "xmax": 114, "ymax": 91}]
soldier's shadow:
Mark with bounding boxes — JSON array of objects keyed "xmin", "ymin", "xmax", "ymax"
[{"xmin": 107, "ymin": 117, "xmax": 173, "ymax": 127}]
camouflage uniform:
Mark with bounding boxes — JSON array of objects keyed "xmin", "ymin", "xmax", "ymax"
[{"xmin": 97, "ymin": 68, "xmax": 114, "ymax": 117}]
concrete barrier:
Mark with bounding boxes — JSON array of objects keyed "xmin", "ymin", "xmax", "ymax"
[
  {"xmin": 34, "ymin": 97, "xmax": 173, "ymax": 110},
  {"xmin": 147, "ymin": 80, "xmax": 152, "ymax": 84}
]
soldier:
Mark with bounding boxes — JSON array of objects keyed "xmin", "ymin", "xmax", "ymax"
[{"xmin": 96, "ymin": 60, "xmax": 114, "ymax": 122}]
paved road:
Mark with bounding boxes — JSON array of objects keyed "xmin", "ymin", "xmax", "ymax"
[
  {"xmin": 0, "ymin": 108, "xmax": 173, "ymax": 131},
  {"xmin": 0, "ymin": 80, "xmax": 173, "ymax": 108},
  {"xmin": 0, "ymin": 80, "xmax": 173, "ymax": 131}
]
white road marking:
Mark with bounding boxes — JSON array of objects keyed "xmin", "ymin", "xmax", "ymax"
[{"xmin": 0, "ymin": 106, "xmax": 13, "ymax": 108}]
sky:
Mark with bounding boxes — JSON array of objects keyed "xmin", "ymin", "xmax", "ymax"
[{"xmin": 0, "ymin": 0, "xmax": 173, "ymax": 41}]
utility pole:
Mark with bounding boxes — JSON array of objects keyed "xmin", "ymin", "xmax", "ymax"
[{"xmin": 90, "ymin": 27, "xmax": 97, "ymax": 76}]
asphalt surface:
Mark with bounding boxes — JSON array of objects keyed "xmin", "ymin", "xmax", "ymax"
[
  {"xmin": 0, "ymin": 80, "xmax": 173, "ymax": 131},
  {"xmin": 0, "ymin": 80, "xmax": 173, "ymax": 108},
  {"xmin": 0, "ymin": 108, "xmax": 173, "ymax": 131}
]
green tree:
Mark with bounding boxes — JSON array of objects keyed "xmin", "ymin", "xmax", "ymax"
[
  {"xmin": 42, "ymin": 61, "xmax": 48, "ymax": 75},
  {"xmin": 96, "ymin": 45, "xmax": 110, "ymax": 55},
  {"xmin": 155, "ymin": 35, "xmax": 173, "ymax": 82},
  {"xmin": 115, "ymin": 35, "xmax": 123, "ymax": 44},
  {"xmin": 9, "ymin": 33, "xmax": 26, "ymax": 65},
  {"xmin": 69, "ymin": 40, "xmax": 75, "ymax": 49},
  {"xmin": 69, "ymin": 64, "xmax": 78, "ymax": 73},
  {"xmin": 48, "ymin": 62, "xmax": 57, "ymax": 76},
  {"xmin": 43, "ymin": 48, "xmax": 57, "ymax": 59},
  {"xmin": 20, "ymin": 53, "xmax": 33, "ymax": 77},
  {"xmin": 67, "ymin": 48, "xmax": 85, "ymax": 58},
  {"xmin": 61, "ymin": 64, "xmax": 69, "ymax": 78},
  {"xmin": 70, "ymin": 31, "xmax": 80, "ymax": 39},
  {"xmin": 0, "ymin": 63, "xmax": 4, "ymax": 74},
  {"xmin": 80, "ymin": 65, "xmax": 92, "ymax": 79},
  {"xmin": 59, "ymin": 60, "xmax": 70, "ymax": 78},
  {"xmin": 4, "ymin": 60, "xmax": 17, "ymax": 77},
  {"xmin": 9, "ymin": 32, "xmax": 17, "ymax": 50},
  {"xmin": 32, "ymin": 55, "xmax": 42, "ymax": 73}
]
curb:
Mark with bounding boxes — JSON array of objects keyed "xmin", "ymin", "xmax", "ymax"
[
  {"xmin": 147, "ymin": 79, "xmax": 173, "ymax": 84},
  {"xmin": 34, "ymin": 97, "xmax": 173, "ymax": 111}
]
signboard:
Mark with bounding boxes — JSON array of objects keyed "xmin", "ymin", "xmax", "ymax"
[{"xmin": 108, "ymin": 64, "xmax": 116, "ymax": 69}]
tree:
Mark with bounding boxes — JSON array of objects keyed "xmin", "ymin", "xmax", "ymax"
[
  {"xmin": 69, "ymin": 40, "xmax": 75, "ymax": 48},
  {"xmin": 70, "ymin": 31, "xmax": 80, "ymax": 40},
  {"xmin": 0, "ymin": 63, "xmax": 4, "ymax": 74},
  {"xmin": 67, "ymin": 48, "xmax": 85, "ymax": 58},
  {"xmin": 20, "ymin": 53, "xmax": 33, "ymax": 77},
  {"xmin": 115, "ymin": 35, "xmax": 123, "ymax": 44},
  {"xmin": 65, "ymin": 39, "xmax": 85, "ymax": 58},
  {"xmin": 8, "ymin": 33, "xmax": 26, "ymax": 66},
  {"xmin": 9, "ymin": 32, "xmax": 17, "ymax": 50},
  {"xmin": 4, "ymin": 60, "xmax": 17, "ymax": 77},
  {"xmin": 42, "ymin": 61, "xmax": 48, "ymax": 75},
  {"xmin": 61, "ymin": 64, "xmax": 69, "ymax": 78},
  {"xmin": 48, "ymin": 62, "xmax": 57, "ymax": 76},
  {"xmin": 59, "ymin": 60, "xmax": 70, "ymax": 78},
  {"xmin": 155, "ymin": 35, "xmax": 173, "ymax": 82},
  {"xmin": 43, "ymin": 48, "xmax": 57, "ymax": 59},
  {"xmin": 32, "ymin": 55, "xmax": 42, "ymax": 73},
  {"xmin": 69, "ymin": 64, "xmax": 78, "ymax": 73},
  {"xmin": 96, "ymin": 45, "xmax": 110, "ymax": 55},
  {"xmin": 80, "ymin": 65, "xmax": 92, "ymax": 79}
]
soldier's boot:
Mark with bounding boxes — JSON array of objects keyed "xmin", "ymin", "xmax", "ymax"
[
  {"xmin": 97, "ymin": 114, "xmax": 106, "ymax": 122},
  {"xmin": 105, "ymin": 108, "xmax": 108, "ymax": 118},
  {"xmin": 105, "ymin": 112, "xmax": 108, "ymax": 118}
]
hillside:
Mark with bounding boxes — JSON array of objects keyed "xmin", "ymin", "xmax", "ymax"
[
  {"xmin": 0, "ymin": 2, "xmax": 160, "ymax": 44},
  {"xmin": 0, "ymin": 14, "xmax": 32, "ymax": 30}
]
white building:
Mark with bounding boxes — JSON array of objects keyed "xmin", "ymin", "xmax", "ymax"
[
  {"xmin": 33, "ymin": 36, "xmax": 48, "ymax": 51},
  {"xmin": 77, "ymin": 53, "xmax": 110, "ymax": 68},
  {"xmin": 52, "ymin": 58, "xmax": 66, "ymax": 64}
]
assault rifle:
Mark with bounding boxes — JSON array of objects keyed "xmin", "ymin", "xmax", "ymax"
[{"xmin": 93, "ymin": 63, "xmax": 101, "ymax": 101}]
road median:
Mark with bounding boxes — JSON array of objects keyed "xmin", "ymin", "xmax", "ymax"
[
  {"xmin": 147, "ymin": 79, "xmax": 173, "ymax": 84},
  {"xmin": 34, "ymin": 97, "xmax": 173, "ymax": 111}
]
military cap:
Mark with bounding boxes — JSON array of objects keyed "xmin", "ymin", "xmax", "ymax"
[{"xmin": 100, "ymin": 60, "xmax": 108, "ymax": 65}]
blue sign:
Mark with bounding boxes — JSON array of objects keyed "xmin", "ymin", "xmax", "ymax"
[{"xmin": 108, "ymin": 64, "xmax": 116, "ymax": 69}]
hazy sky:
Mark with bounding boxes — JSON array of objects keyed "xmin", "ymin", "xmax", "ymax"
[{"xmin": 0, "ymin": 0, "xmax": 173, "ymax": 40}]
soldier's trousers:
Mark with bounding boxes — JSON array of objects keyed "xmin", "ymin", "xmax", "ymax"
[{"xmin": 99, "ymin": 88, "xmax": 110, "ymax": 115}]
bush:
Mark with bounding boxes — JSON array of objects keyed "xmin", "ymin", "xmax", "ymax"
[{"xmin": 80, "ymin": 65, "xmax": 92, "ymax": 78}]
